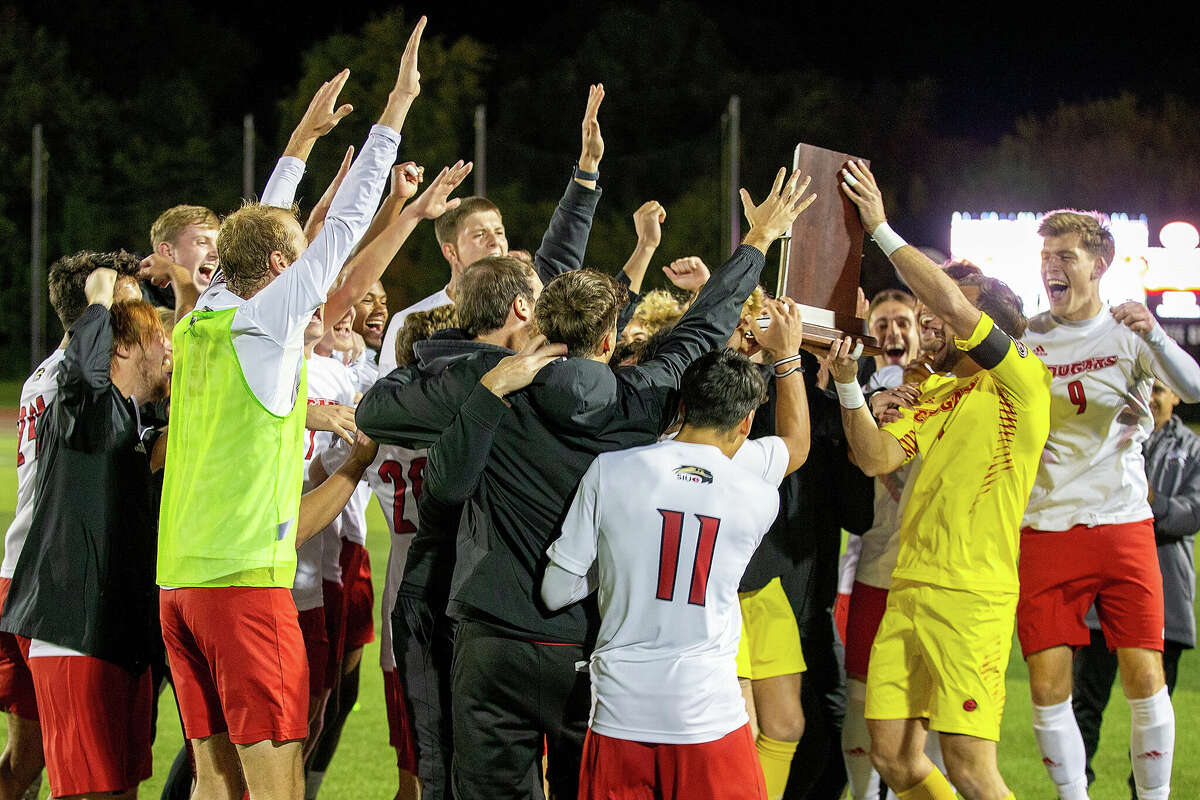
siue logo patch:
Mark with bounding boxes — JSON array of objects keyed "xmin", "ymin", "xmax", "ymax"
[
  {"xmin": 962, "ymin": 698, "xmax": 978, "ymax": 712},
  {"xmin": 674, "ymin": 465, "xmax": 713, "ymax": 485},
  {"xmin": 1013, "ymin": 339, "xmax": 1029, "ymax": 358}
]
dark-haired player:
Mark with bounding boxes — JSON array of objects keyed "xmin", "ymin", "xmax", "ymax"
[{"xmin": 834, "ymin": 159, "xmax": 1050, "ymax": 800}]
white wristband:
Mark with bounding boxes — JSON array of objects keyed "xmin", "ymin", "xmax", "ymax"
[
  {"xmin": 871, "ymin": 222, "xmax": 907, "ymax": 257},
  {"xmin": 835, "ymin": 379, "xmax": 866, "ymax": 410}
]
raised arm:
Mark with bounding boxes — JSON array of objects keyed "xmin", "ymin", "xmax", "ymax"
[
  {"xmin": 57, "ymin": 269, "xmax": 118, "ymax": 452},
  {"xmin": 632, "ymin": 168, "xmax": 816, "ymax": 396},
  {"xmin": 1112, "ymin": 302, "xmax": 1200, "ymax": 403},
  {"xmin": 324, "ymin": 160, "xmax": 472, "ymax": 329},
  {"xmin": 620, "ymin": 201, "xmax": 665, "ymax": 295},
  {"xmin": 533, "ymin": 85, "xmax": 606, "ymax": 284},
  {"xmin": 825, "ymin": 336, "xmax": 908, "ymax": 477},
  {"xmin": 755, "ymin": 297, "xmax": 811, "ymax": 475},
  {"xmin": 261, "ymin": 71, "xmax": 355, "ymax": 209},
  {"xmin": 841, "ymin": 160, "xmax": 981, "ymax": 339}
]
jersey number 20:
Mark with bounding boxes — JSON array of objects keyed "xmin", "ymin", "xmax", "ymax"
[{"xmin": 655, "ymin": 509, "xmax": 720, "ymax": 607}]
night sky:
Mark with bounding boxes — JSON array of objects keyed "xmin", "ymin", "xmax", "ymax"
[{"xmin": 14, "ymin": 0, "xmax": 1200, "ymax": 142}]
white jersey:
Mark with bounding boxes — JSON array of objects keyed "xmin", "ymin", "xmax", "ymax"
[
  {"xmin": 1, "ymin": 350, "xmax": 66, "ymax": 580},
  {"xmin": 1022, "ymin": 310, "xmax": 1200, "ymax": 530},
  {"xmin": 366, "ymin": 443, "xmax": 427, "ymax": 671},
  {"xmin": 292, "ymin": 355, "xmax": 356, "ymax": 609},
  {"xmin": 549, "ymin": 438, "xmax": 783, "ymax": 744},
  {"xmin": 319, "ymin": 438, "xmax": 370, "ymax": 547},
  {"xmin": 377, "ymin": 288, "xmax": 453, "ymax": 374}
]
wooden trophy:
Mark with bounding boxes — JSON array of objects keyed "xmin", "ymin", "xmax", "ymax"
[{"xmin": 775, "ymin": 142, "xmax": 879, "ymax": 354}]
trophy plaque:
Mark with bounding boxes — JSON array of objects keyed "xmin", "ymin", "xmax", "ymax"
[{"xmin": 776, "ymin": 142, "xmax": 879, "ymax": 354}]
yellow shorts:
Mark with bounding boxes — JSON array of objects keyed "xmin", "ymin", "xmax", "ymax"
[
  {"xmin": 735, "ymin": 577, "xmax": 806, "ymax": 680},
  {"xmin": 865, "ymin": 579, "xmax": 1015, "ymax": 741}
]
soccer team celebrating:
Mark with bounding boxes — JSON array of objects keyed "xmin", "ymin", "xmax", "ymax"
[{"xmin": 0, "ymin": 15, "xmax": 1195, "ymax": 800}]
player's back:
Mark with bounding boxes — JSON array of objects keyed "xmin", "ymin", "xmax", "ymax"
[
  {"xmin": 584, "ymin": 440, "xmax": 779, "ymax": 744},
  {"xmin": 1022, "ymin": 310, "xmax": 1153, "ymax": 529}
]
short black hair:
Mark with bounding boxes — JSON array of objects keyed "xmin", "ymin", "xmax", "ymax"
[
  {"xmin": 679, "ymin": 348, "xmax": 767, "ymax": 432},
  {"xmin": 48, "ymin": 250, "xmax": 141, "ymax": 330}
]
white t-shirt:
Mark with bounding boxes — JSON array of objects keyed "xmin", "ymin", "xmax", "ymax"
[
  {"xmin": 2, "ymin": 350, "xmax": 66, "ymax": 580},
  {"xmin": 292, "ymin": 354, "xmax": 356, "ymax": 610},
  {"xmin": 1022, "ymin": 309, "xmax": 1200, "ymax": 530},
  {"xmin": 365, "ymin": 443, "xmax": 426, "ymax": 671},
  {"xmin": 377, "ymin": 288, "xmax": 453, "ymax": 374},
  {"xmin": 548, "ymin": 438, "xmax": 784, "ymax": 744}
]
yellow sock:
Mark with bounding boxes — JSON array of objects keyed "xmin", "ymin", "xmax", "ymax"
[
  {"xmin": 896, "ymin": 768, "xmax": 957, "ymax": 800},
  {"xmin": 755, "ymin": 733, "xmax": 798, "ymax": 800}
]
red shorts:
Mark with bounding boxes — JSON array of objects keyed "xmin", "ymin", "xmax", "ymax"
[
  {"xmin": 1018, "ymin": 519, "xmax": 1164, "ymax": 656},
  {"xmin": 0, "ymin": 578, "xmax": 37, "ymax": 720},
  {"xmin": 579, "ymin": 724, "xmax": 766, "ymax": 800},
  {"xmin": 160, "ymin": 586, "xmax": 309, "ymax": 745},
  {"xmin": 298, "ymin": 606, "xmax": 328, "ymax": 698},
  {"xmin": 27, "ymin": 654, "xmax": 152, "ymax": 796},
  {"xmin": 322, "ymin": 542, "xmax": 375, "ymax": 689},
  {"xmin": 844, "ymin": 581, "xmax": 889, "ymax": 678},
  {"xmin": 383, "ymin": 668, "xmax": 418, "ymax": 772}
]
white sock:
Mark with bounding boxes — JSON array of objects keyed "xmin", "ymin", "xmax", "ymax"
[
  {"xmin": 1031, "ymin": 697, "xmax": 1090, "ymax": 800},
  {"xmin": 305, "ymin": 769, "xmax": 327, "ymax": 800},
  {"xmin": 1129, "ymin": 686, "xmax": 1173, "ymax": 800},
  {"xmin": 842, "ymin": 679, "xmax": 882, "ymax": 800}
]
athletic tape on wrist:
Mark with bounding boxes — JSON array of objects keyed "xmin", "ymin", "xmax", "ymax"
[
  {"xmin": 573, "ymin": 163, "xmax": 599, "ymax": 181},
  {"xmin": 835, "ymin": 379, "xmax": 866, "ymax": 410},
  {"xmin": 871, "ymin": 222, "xmax": 907, "ymax": 257}
]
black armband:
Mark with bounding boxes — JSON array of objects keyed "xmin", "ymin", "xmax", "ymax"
[{"xmin": 967, "ymin": 323, "xmax": 1012, "ymax": 370}]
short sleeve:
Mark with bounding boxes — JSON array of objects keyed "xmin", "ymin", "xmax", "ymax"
[
  {"xmin": 731, "ymin": 436, "xmax": 789, "ymax": 487},
  {"xmin": 880, "ymin": 406, "xmax": 919, "ymax": 466},
  {"xmin": 547, "ymin": 457, "xmax": 603, "ymax": 577},
  {"xmin": 953, "ymin": 312, "xmax": 1050, "ymax": 405}
]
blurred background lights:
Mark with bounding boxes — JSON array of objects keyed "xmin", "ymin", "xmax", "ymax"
[{"xmin": 1160, "ymin": 221, "xmax": 1200, "ymax": 251}]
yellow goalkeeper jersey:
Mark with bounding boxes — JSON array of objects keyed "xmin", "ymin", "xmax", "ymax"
[{"xmin": 881, "ymin": 313, "xmax": 1050, "ymax": 593}]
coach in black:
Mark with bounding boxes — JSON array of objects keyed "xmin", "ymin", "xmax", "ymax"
[
  {"xmin": 0, "ymin": 268, "xmax": 171, "ymax": 798},
  {"xmin": 358, "ymin": 167, "xmax": 815, "ymax": 799}
]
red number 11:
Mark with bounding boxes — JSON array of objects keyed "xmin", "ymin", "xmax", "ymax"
[{"xmin": 655, "ymin": 509, "xmax": 721, "ymax": 606}]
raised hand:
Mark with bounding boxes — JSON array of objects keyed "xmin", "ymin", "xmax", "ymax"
[
  {"xmin": 740, "ymin": 168, "xmax": 816, "ymax": 254},
  {"xmin": 870, "ymin": 383, "xmax": 921, "ymax": 424},
  {"xmin": 285, "ymin": 69, "xmax": 354, "ymax": 160},
  {"xmin": 84, "ymin": 267, "xmax": 118, "ymax": 308},
  {"xmin": 379, "ymin": 15, "xmax": 426, "ymax": 130},
  {"xmin": 138, "ymin": 253, "xmax": 184, "ymax": 289},
  {"xmin": 578, "ymin": 84, "xmax": 605, "ymax": 175},
  {"xmin": 1110, "ymin": 301, "xmax": 1156, "ymax": 335},
  {"xmin": 823, "ymin": 336, "xmax": 864, "ymax": 385},
  {"xmin": 391, "ymin": 161, "xmax": 424, "ymax": 202},
  {"xmin": 304, "ymin": 145, "xmax": 355, "ymax": 242},
  {"xmin": 840, "ymin": 160, "xmax": 887, "ymax": 232},
  {"xmin": 404, "ymin": 160, "xmax": 474, "ymax": 220},
  {"xmin": 633, "ymin": 201, "xmax": 665, "ymax": 249},
  {"xmin": 481, "ymin": 335, "xmax": 569, "ymax": 398},
  {"xmin": 756, "ymin": 297, "xmax": 805, "ymax": 361},
  {"xmin": 346, "ymin": 430, "xmax": 380, "ymax": 472},
  {"xmin": 663, "ymin": 256, "xmax": 710, "ymax": 292}
]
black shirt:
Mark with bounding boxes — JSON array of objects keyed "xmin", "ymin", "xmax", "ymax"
[
  {"xmin": 358, "ymin": 245, "xmax": 767, "ymax": 643},
  {"xmin": 0, "ymin": 304, "xmax": 162, "ymax": 673}
]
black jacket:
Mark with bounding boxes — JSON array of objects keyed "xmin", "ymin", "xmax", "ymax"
[
  {"xmin": 0, "ymin": 304, "xmax": 162, "ymax": 673},
  {"xmin": 358, "ymin": 245, "xmax": 767, "ymax": 643}
]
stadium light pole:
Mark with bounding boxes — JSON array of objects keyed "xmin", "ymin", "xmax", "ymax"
[
  {"xmin": 30, "ymin": 124, "xmax": 45, "ymax": 369},
  {"xmin": 721, "ymin": 95, "xmax": 741, "ymax": 256},
  {"xmin": 474, "ymin": 104, "xmax": 487, "ymax": 196},
  {"xmin": 242, "ymin": 114, "xmax": 255, "ymax": 199}
]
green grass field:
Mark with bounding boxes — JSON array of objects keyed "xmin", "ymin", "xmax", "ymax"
[{"xmin": 0, "ymin": 428, "xmax": 1194, "ymax": 798}]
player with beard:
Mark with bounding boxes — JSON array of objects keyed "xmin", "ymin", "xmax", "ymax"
[
  {"xmin": 1, "ymin": 268, "xmax": 172, "ymax": 800},
  {"xmin": 1018, "ymin": 211, "xmax": 1200, "ymax": 800},
  {"xmin": 0, "ymin": 251, "xmax": 140, "ymax": 800},
  {"xmin": 834, "ymin": 159, "xmax": 1050, "ymax": 800}
]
